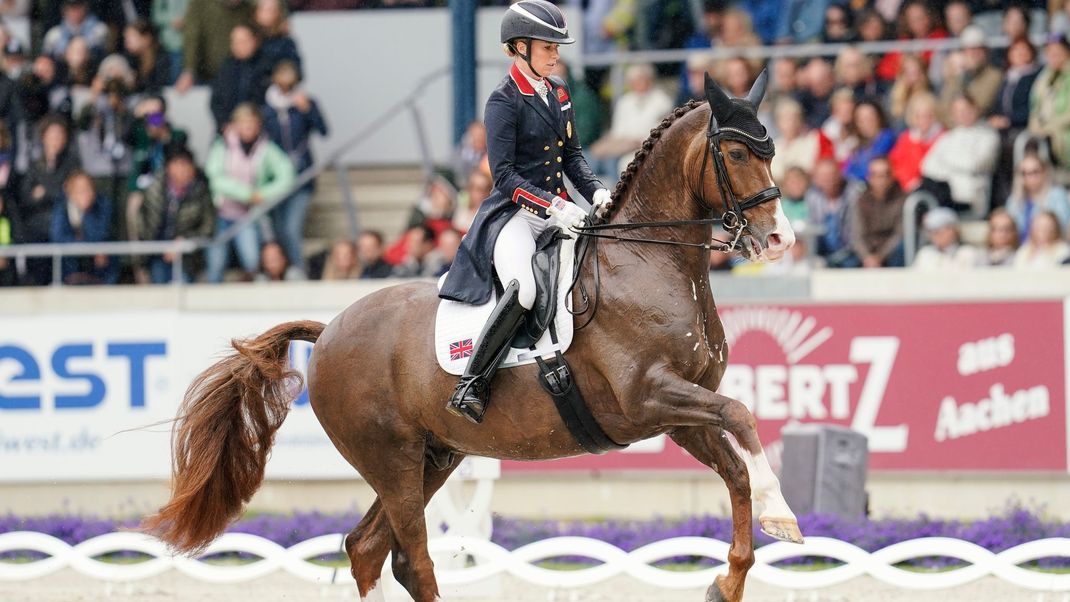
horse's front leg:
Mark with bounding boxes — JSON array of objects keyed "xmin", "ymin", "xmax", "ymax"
[
  {"xmin": 637, "ymin": 371, "xmax": 803, "ymax": 543},
  {"xmin": 670, "ymin": 425, "xmax": 754, "ymax": 602}
]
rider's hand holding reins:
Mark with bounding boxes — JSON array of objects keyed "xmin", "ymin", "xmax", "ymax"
[
  {"xmin": 592, "ymin": 188, "xmax": 613, "ymax": 219},
  {"xmin": 548, "ymin": 197, "xmax": 587, "ymax": 235}
]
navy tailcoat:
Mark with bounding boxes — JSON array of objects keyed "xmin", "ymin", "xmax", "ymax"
[{"xmin": 439, "ymin": 63, "xmax": 603, "ymax": 305}]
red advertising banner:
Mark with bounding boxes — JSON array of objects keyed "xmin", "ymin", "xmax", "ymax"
[{"xmin": 502, "ymin": 300, "xmax": 1068, "ymax": 473}]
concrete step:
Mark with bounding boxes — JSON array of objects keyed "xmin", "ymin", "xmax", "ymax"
[
  {"xmin": 305, "ymin": 165, "xmax": 425, "ymax": 242},
  {"xmin": 305, "ymin": 204, "xmax": 411, "ymax": 240}
]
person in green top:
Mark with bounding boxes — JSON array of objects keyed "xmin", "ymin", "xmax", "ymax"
[
  {"xmin": 174, "ymin": 0, "xmax": 254, "ymax": 93},
  {"xmin": 203, "ymin": 102, "xmax": 295, "ymax": 283},
  {"xmin": 1029, "ymin": 33, "xmax": 1070, "ymax": 172},
  {"xmin": 127, "ymin": 95, "xmax": 190, "ymax": 194},
  {"xmin": 152, "ymin": 0, "xmax": 190, "ymax": 83},
  {"xmin": 0, "ymin": 193, "xmax": 15, "ymax": 286},
  {"xmin": 779, "ymin": 166, "xmax": 811, "ymax": 226},
  {"xmin": 550, "ymin": 58, "xmax": 603, "ymax": 147}
]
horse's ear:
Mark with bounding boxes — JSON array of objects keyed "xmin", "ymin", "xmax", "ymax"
[
  {"xmin": 704, "ymin": 72, "xmax": 732, "ymax": 121},
  {"xmin": 745, "ymin": 69, "xmax": 769, "ymax": 109}
]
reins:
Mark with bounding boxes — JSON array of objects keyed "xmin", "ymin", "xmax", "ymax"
[{"xmin": 570, "ymin": 111, "xmax": 780, "ymax": 254}]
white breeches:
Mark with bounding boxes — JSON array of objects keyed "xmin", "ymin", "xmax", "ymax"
[{"xmin": 493, "ymin": 209, "xmax": 553, "ymax": 310}]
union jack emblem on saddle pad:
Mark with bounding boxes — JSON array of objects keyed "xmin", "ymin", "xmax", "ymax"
[
  {"xmin": 449, "ymin": 338, "xmax": 473, "ymax": 361},
  {"xmin": 433, "ymin": 235, "xmax": 579, "ymax": 376}
]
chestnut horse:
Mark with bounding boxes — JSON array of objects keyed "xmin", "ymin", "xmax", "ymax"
[{"xmin": 143, "ymin": 74, "xmax": 802, "ymax": 602}]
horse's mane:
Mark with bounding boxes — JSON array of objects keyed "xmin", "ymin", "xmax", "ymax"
[{"xmin": 608, "ymin": 98, "xmax": 705, "ymax": 215}]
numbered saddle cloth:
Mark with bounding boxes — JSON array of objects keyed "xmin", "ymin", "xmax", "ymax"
[{"xmin": 434, "ymin": 235, "xmax": 577, "ymax": 376}]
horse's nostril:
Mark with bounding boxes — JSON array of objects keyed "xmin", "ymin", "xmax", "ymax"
[{"xmin": 768, "ymin": 233, "xmax": 783, "ymax": 248}]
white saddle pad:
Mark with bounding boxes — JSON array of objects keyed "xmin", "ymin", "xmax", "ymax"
[{"xmin": 435, "ymin": 237, "xmax": 577, "ymax": 376}]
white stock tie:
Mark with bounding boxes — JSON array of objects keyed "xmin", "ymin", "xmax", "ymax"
[{"xmin": 534, "ymin": 79, "xmax": 549, "ymax": 105}]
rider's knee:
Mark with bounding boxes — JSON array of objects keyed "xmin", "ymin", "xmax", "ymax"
[{"xmin": 517, "ymin": 282, "xmax": 536, "ymax": 310}]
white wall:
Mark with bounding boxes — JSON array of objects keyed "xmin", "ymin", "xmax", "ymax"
[
  {"xmin": 289, "ymin": 7, "xmax": 582, "ymax": 165},
  {"xmin": 0, "ymin": 270, "xmax": 1067, "ymax": 316},
  {"xmin": 162, "ymin": 7, "xmax": 584, "ymax": 167}
]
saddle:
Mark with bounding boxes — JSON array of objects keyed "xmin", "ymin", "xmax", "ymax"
[
  {"xmin": 510, "ymin": 228, "xmax": 568, "ymax": 349},
  {"xmin": 434, "ymin": 227, "xmax": 625, "ymax": 454}
]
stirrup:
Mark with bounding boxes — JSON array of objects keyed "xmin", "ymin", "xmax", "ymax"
[
  {"xmin": 445, "ymin": 378, "xmax": 488, "ymax": 424},
  {"xmin": 443, "ymin": 280, "xmax": 525, "ymax": 424}
]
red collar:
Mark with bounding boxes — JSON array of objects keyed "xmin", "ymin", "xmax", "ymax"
[{"xmin": 510, "ymin": 63, "xmax": 552, "ymax": 96}]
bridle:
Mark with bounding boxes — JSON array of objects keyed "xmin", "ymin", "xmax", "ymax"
[
  {"xmin": 571, "ymin": 110, "xmax": 781, "ymax": 254},
  {"xmin": 567, "ymin": 108, "xmax": 781, "ymax": 328}
]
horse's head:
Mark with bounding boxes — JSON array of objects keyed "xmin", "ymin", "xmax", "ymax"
[{"xmin": 699, "ymin": 70, "xmax": 795, "ymax": 262}]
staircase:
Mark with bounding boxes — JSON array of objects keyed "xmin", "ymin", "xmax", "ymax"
[{"xmin": 304, "ymin": 165, "xmax": 427, "ymax": 251}]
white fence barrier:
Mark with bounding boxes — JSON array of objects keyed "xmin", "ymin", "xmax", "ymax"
[{"xmin": 2, "ymin": 532, "xmax": 1068, "ymax": 592}]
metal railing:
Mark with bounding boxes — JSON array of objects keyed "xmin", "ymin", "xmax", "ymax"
[
  {"xmin": 0, "ymin": 67, "xmax": 451, "ymax": 287},
  {"xmin": 583, "ymin": 33, "xmax": 1030, "ymax": 96},
  {"xmin": 583, "ymin": 34, "xmax": 1020, "ymax": 68},
  {"xmin": 2, "ymin": 32, "xmax": 1033, "ymax": 286},
  {"xmin": 903, "ymin": 190, "xmax": 938, "ymax": 266}
]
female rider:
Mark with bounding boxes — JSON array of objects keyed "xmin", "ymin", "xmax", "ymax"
[{"xmin": 440, "ymin": 0, "xmax": 612, "ymax": 423}]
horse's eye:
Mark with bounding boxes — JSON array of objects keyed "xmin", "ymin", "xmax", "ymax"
[{"xmin": 729, "ymin": 150, "xmax": 746, "ymax": 162}]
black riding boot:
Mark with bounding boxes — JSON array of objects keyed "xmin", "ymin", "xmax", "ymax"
[{"xmin": 446, "ymin": 280, "xmax": 527, "ymax": 424}]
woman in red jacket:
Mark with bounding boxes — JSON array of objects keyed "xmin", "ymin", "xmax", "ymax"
[
  {"xmin": 888, "ymin": 92, "xmax": 944, "ymax": 191},
  {"xmin": 876, "ymin": 1, "xmax": 948, "ymax": 83}
]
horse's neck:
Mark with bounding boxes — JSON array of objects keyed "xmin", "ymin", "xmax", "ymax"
[{"xmin": 600, "ymin": 125, "xmax": 710, "ymax": 279}]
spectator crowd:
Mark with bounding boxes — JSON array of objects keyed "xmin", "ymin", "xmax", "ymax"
[
  {"xmin": 0, "ymin": 0, "xmax": 334, "ymax": 285},
  {"xmin": 3, "ymin": 0, "xmax": 1070, "ymax": 288},
  {"xmin": 604, "ymin": 0, "xmax": 1070, "ymax": 273}
]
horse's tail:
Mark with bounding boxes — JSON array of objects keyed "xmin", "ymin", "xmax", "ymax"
[{"xmin": 140, "ymin": 320, "xmax": 326, "ymax": 554}]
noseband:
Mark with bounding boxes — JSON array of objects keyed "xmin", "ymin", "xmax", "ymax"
[
  {"xmin": 702, "ymin": 112, "xmax": 782, "ymax": 251},
  {"xmin": 572, "ymin": 110, "xmax": 781, "ymax": 253}
]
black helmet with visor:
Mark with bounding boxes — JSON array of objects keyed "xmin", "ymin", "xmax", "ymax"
[{"xmin": 501, "ymin": 0, "xmax": 574, "ymax": 78}]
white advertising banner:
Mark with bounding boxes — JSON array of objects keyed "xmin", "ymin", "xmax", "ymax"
[{"xmin": 0, "ymin": 310, "xmax": 363, "ymax": 482}]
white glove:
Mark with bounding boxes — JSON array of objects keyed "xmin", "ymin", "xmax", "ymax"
[
  {"xmin": 547, "ymin": 197, "xmax": 587, "ymax": 234},
  {"xmin": 592, "ymin": 188, "xmax": 613, "ymax": 219}
]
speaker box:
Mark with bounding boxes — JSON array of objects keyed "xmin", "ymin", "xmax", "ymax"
[{"xmin": 778, "ymin": 424, "xmax": 869, "ymax": 517}]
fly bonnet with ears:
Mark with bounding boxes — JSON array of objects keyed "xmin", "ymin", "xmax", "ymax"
[{"xmin": 704, "ymin": 70, "xmax": 776, "ymax": 160}]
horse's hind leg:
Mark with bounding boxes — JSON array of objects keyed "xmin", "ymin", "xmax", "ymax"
[
  {"xmin": 348, "ymin": 436, "xmax": 445, "ymax": 602},
  {"xmin": 346, "ymin": 498, "xmax": 389, "ymax": 600},
  {"xmin": 346, "ymin": 451, "xmax": 465, "ymax": 600},
  {"xmin": 671, "ymin": 425, "xmax": 754, "ymax": 602}
]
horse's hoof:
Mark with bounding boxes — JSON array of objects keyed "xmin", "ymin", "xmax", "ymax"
[{"xmin": 760, "ymin": 516, "xmax": 804, "ymax": 544}]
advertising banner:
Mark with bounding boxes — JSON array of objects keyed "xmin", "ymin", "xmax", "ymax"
[
  {"xmin": 502, "ymin": 300, "xmax": 1068, "ymax": 473},
  {"xmin": 0, "ymin": 311, "xmax": 348, "ymax": 482},
  {"xmin": 2, "ymin": 300, "xmax": 1066, "ymax": 481}
]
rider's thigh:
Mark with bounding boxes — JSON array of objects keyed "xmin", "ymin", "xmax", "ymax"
[{"xmin": 493, "ymin": 212, "xmax": 540, "ymax": 309}]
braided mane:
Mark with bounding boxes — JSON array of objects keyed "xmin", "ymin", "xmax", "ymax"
[{"xmin": 608, "ymin": 98, "xmax": 705, "ymax": 216}]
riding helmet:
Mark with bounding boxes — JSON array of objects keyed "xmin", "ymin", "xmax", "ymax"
[{"xmin": 500, "ymin": 0, "xmax": 575, "ymax": 45}]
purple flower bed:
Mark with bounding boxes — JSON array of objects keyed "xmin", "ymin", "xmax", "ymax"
[
  {"xmin": 504, "ymin": 506, "xmax": 1070, "ymax": 569},
  {"xmin": 1, "ymin": 505, "xmax": 1067, "ymax": 569},
  {"xmin": 226, "ymin": 510, "xmax": 363, "ymax": 549}
]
